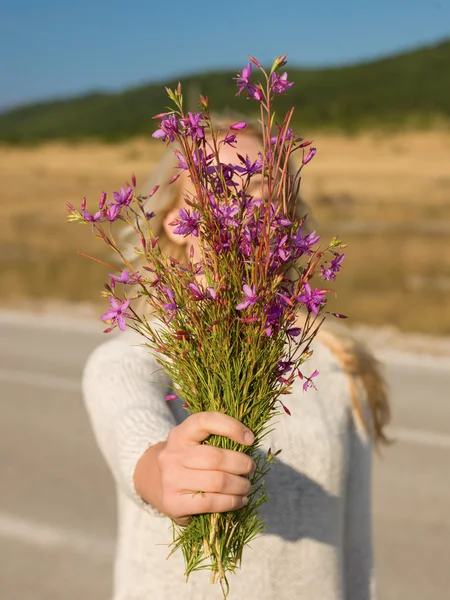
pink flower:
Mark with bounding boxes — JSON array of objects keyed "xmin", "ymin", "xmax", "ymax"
[
  {"xmin": 101, "ymin": 298, "xmax": 132, "ymax": 331},
  {"xmin": 303, "ymin": 370, "xmax": 319, "ymax": 392},
  {"xmin": 236, "ymin": 284, "xmax": 258, "ymax": 311},
  {"xmin": 236, "ymin": 62, "xmax": 252, "ymax": 95},
  {"xmin": 271, "ymin": 72, "xmax": 294, "ymax": 95}
]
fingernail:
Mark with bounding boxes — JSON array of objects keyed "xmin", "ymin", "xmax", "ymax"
[
  {"xmin": 242, "ymin": 496, "xmax": 248, "ymax": 506},
  {"xmin": 243, "ymin": 431, "xmax": 254, "ymax": 445}
]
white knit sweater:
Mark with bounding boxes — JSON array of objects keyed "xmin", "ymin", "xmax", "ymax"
[{"xmin": 82, "ymin": 329, "xmax": 376, "ymax": 600}]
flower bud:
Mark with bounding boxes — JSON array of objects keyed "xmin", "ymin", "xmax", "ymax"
[
  {"xmin": 302, "ymin": 147, "xmax": 317, "ymax": 165},
  {"xmin": 148, "ymin": 185, "xmax": 159, "ymax": 197},
  {"xmin": 249, "ymin": 55, "xmax": 262, "ymax": 68},
  {"xmin": 280, "ymin": 401, "xmax": 291, "ymax": 415},
  {"xmin": 230, "ymin": 122, "xmax": 247, "ymax": 131},
  {"xmin": 165, "ymin": 394, "xmax": 178, "ymax": 401},
  {"xmin": 81, "ymin": 196, "xmax": 86, "ymax": 210},
  {"xmin": 271, "ymin": 54, "xmax": 288, "ymax": 73},
  {"xmin": 98, "ymin": 192, "xmax": 107, "ymax": 210},
  {"xmin": 277, "ymin": 54, "xmax": 288, "ymax": 67},
  {"xmin": 199, "ymin": 94, "xmax": 209, "ymax": 110},
  {"xmin": 131, "ymin": 172, "xmax": 136, "ymax": 187},
  {"xmin": 169, "ymin": 172, "xmax": 181, "ymax": 184}
]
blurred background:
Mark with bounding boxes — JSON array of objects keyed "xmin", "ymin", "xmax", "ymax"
[{"xmin": 1, "ymin": 0, "xmax": 449, "ymax": 598}]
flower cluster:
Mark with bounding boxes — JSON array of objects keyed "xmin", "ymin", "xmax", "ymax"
[{"xmin": 67, "ymin": 54, "xmax": 346, "ymax": 596}]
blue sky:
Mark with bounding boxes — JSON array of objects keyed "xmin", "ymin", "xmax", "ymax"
[{"xmin": 1, "ymin": 0, "xmax": 449, "ymax": 111}]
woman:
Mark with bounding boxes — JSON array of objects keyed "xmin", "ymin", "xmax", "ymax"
[{"xmin": 82, "ymin": 127, "xmax": 390, "ymax": 599}]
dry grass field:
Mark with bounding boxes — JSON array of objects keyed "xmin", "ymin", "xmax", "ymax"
[{"xmin": 1, "ymin": 130, "xmax": 450, "ymax": 334}]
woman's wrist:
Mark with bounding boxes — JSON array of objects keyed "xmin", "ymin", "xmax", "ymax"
[{"xmin": 134, "ymin": 441, "xmax": 167, "ymax": 512}]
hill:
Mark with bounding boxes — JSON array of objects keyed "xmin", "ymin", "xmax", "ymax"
[{"xmin": 1, "ymin": 39, "xmax": 449, "ymax": 143}]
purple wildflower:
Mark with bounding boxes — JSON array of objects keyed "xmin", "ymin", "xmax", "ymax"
[
  {"xmin": 273, "ymin": 234, "xmax": 291, "ymax": 262},
  {"xmin": 303, "ymin": 370, "xmax": 319, "ymax": 392},
  {"xmin": 113, "ymin": 186, "xmax": 133, "ymax": 207},
  {"xmin": 174, "ymin": 151, "xmax": 188, "ymax": 171},
  {"xmin": 81, "ymin": 209, "xmax": 103, "ymax": 222},
  {"xmin": 109, "ymin": 270, "xmax": 140, "ymax": 285},
  {"xmin": 162, "ymin": 287, "xmax": 178, "ymax": 323},
  {"xmin": 235, "ymin": 154, "xmax": 262, "ymax": 176},
  {"xmin": 236, "ymin": 62, "xmax": 252, "ymax": 95},
  {"xmin": 271, "ymin": 72, "xmax": 294, "ymax": 95},
  {"xmin": 183, "ymin": 112, "xmax": 205, "ymax": 140},
  {"xmin": 276, "ymin": 360, "xmax": 294, "ymax": 376},
  {"xmin": 188, "ymin": 283, "xmax": 205, "ymax": 301},
  {"xmin": 192, "ymin": 148, "xmax": 212, "ymax": 170},
  {"xmin": 286, "ymin": 327, "xmax": 302, "ymax": 338},
  {"xmin": 101, "ymin": 298, "xmax": 132, "ymax": 331},
  {"xmin": 321, "ymin": 253, "xmax": 345, "ymax": 281},
  {"xmin": 247, "ymin": 84, "xmax": 263, "ymax": 101},
  {"xmin": 216, "ymin": 203, "xmax": 239, "ymax": 227},
  {"xmin": 109, "ymin": 270, "xmax": 131, "ymax": 284},
  {"xmin": 152, "ymin": 114, "xmax": 179, "ymax": 142},
  {"xmin": 276, "ymin": 215, "xmax": 293, "ymax": 227},
  {"xmin": 222, "ymin": 133, "xmax": 237, "ymax": 147},
  {"xmin": 264, "ymin": 302, "xmax": 283, "ymax": 336},
  {"xmin": 292, "ymin": 229, "xmax": 321, "ymax": 255},
  {"xmin": 222, "ymin": 164, "xmax": 238, "ymax": 188},
  {"xmin": 236, "ymin": 284, "xmax": 258, "ymax": 311},
  {"xmin": 172, "ymin": 208, "xmax": 201, "ymax": 237},
  {"xmin": 270, "ymin": 128, "xmax": 294, "ymax": 146},
  {"xmin": 105, "ymin": 203, "xmax": 121, "ymax": 221},
  {"xmin": 297, "ymin": 283, "xmax": 326, "ymax": 315}
]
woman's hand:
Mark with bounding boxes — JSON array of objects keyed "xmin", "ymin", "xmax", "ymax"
[{"xmin": 134, "ymin": 412, "xmax": 255, "ymax": 524}]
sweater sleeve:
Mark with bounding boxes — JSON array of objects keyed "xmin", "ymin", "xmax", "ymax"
[
  {"xmin": 81, "ymin": 333, "xmax": 177, "ymax": 514},
  {"xmin": 344, "ymin": 397, "xmax": 377, "ymax": 600}
]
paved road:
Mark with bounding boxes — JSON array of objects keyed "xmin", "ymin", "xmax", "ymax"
[{"xmin": 1, "ymin": 311, "xmax": 449, "ymax": 600}]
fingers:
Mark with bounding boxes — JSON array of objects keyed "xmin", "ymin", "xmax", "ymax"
[
  {"xmin": 176, "ymin": 412, "xmax": 254, "ymax": 446},
  {"xmin": 159, "ymin": 413, "xmax": 256, "ymax": 522},
  {"xmin": 178, "ymin": 470, "xmax": 252, "ymax": 497},
  {"xmin": 167, "ymin": 492, "xmax": 248, "ymax": 518},
  {"xmin": 181, "ymin": 445, "xmax": 255, "ymax": 476}
]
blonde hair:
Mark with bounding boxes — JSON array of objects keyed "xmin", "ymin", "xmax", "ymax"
[
  {"xmin": 122, "ymin": 118, "xmax": 390, "ymax": 445},
  {"xmin": 317, "ymin": 326, "xmax": 390, "ymax": 447}
]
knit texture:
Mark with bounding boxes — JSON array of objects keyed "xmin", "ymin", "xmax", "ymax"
[{"xmin": 82, "ymin": 330, "xmax": 376, "ymax": 600}]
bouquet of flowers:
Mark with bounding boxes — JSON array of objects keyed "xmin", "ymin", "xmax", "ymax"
[{"xmin": 67, "ymin": 54, "xmax": 345, "ymax": 596}]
